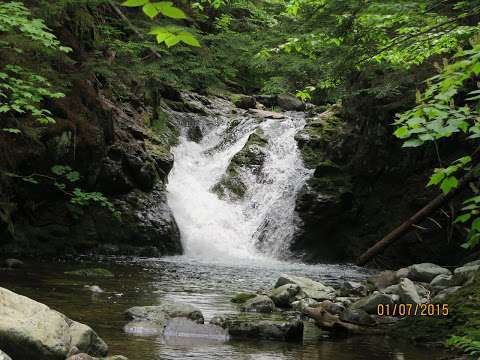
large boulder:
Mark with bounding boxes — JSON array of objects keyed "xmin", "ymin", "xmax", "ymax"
[
  {"xmin": 274, "ymin": 274, "xmax": 336, "ymax": 301},
  {"xmin": 350, "ymin": 293, "xmax": 394, "ymax": 314},
  {"xmin": 432, "ymin": 287, "xmax": 462, "ymax": 304},
  {"xmin": 340, "ymin": 308, "xmax": 376, "ymax": 326},
  {"xmin": 240, "ymin": 295, "xmax": 275, "ymax": 313},
  {"xmin": 453, "ymin": 264, "xmax": 480, "ymax": 285},
  {"xmin": 367, "ymin": 271, "xmax": 398, "ymax": 290},
  {"xmin": 269, "ymin": 284, "xmax": 301, "ymax": 307},
  {"xmin": 211, "ymin": 314, "xmax": 303, "ymax": 342},
  {"xmin": 408, "ymin": 263, "xmax": 451, "ymax": 282},
  {"xmin": 0, "ymin": 287, "xmax": 107, "ymax": 360},
  {"xmin": 276, "ymin": 94, "xmax": 305, "ymax": 111},
  {"xmin": 233, "ymin": 95, "xmax": 256, "ymax": 109}
]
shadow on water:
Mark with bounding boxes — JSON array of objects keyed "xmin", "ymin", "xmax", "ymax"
[{"xmin": 0, "ymin": 256, "xmax": 446, "ymax": 360}]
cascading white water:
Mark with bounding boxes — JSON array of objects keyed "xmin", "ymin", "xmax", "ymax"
[{"xmin": 166, "ymin": 101, "xmax": 312, "ymax": 262}]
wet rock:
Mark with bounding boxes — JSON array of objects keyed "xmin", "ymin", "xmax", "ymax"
[
  {"xmin": 432, "ymin": 286, "xmax": 462, "ymax": 303},
  {"xmin": 0, "ymin": 287, "xmax": 107, "ymax": 360},
  {"xmin": 68, "ymin": 321, "xmax": 108, "ymax": 357},
  {"xmin": 127, "ymin": 303, "xmax": 203, "ymax": 323},
  {"xmin": 318, "ymin": 300, "xmax": 345, "ymax": 315},
  {"xmin": 367, "ymin": 271, "xmax": 398, "ymax": 290},
  {"xmin": 270, "ymin": 284, "xmax": 301, "ymax": 307},
  {"xmin": 351, "ymin": 293, "xmax": 394, "ymax": 314},
  {"xmin": 276, "ymin": 94, "xmax": 305, "ymax": 111},
  {"xmin": 408, "ymin": 263, "xmax": 451, "ymax": 283},
  {"xmin": 248, "ymin": 109, "xmax": 285, "ymax": 119},
  {"xmin": 290, "ymin": 298, "xmax": 319, "ymax": 312},
  {"xmin": 274, "ymin": 274, "xmax": 336, "ymax": 301},
  {"xmin": 3, "ymin": 259, "xmax": 24, "ymax": 269},
  {"xmin": 430, "ymin": 274, "xmax": 454, "ymax": 289},
  {"xmin": 216, "ymin": 314, "xmax": 303, "ymax": 342},
  {"xmin": 340, "ymin": 308, "xmax": 376, "ymax": 326},
  {"xmin": 335, "ymin": 297, "xmax": 358, "ymax": 307},
  {"xmin": 164, "ymin": 318, "xmax": 229, "ymax": 342},
  {"xmin": 398, "ymin": 278, "xmax": 425, "ymax": 304},
  {"xmin": 96, "ymin": 158, "xmax": 134, "ymax": 195},
  {"xmin": 65, "ymin": 268, "xmax": 114, "ymax": 278},
  {"xmin": 234, "ymin": 95, "xmax": 256, "ymax": 109},
  {"xmin": 241, "ymin": 295, "xmax": 275, "ymax": 313},
  {"xmin": 0, "ymin": 350, "xmax": 12, "ymax": 360},
  {"xmin": 338, "ymin": 281, "xmax": 367, "ymax": 297}
]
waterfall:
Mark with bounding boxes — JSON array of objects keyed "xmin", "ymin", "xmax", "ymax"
[{"xmin": 166, "ymin": 99, "xmax": 312, "ymax": 262}]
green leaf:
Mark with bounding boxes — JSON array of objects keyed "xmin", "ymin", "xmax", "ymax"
[
  {"xmin": 155, "ymin": 2, "xmax": 187, "ymax": 19},
  {"xmin": 440, "ymin": 176, "xmax": 459, "ymax": 194},
  {"xmin": 402, "ymin": 139, "xmax": 424, "ymax": 147},
  {"xmin": 142, "ymin": 3, "xmax": 158, "ymax": 18},
  {"xmin": 178, "ymin": 32, "xmax": 200, "ymax": 47},
  {"xmin": 455, "ymin": 213, "xmax": 471, "ymax": 223},
  {"xmin": 165, "ymin": 35, "xmax": 181, "ymax": 47},
  {"xmin": 122, "ymin": 0, "xmax": 149, "ymax": 7},
  {"xmin": 427, "ymin": 171, "xmax": 445, "ymax": 186},
  {"xmin": 393, "ymin": 126, "xmax": 409, "ymax": 138},
  {"xmin": 2, "ymin": 128, "xmax": 21, "ymax": 134}
]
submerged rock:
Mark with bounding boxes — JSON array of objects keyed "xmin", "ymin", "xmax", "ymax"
[
  {"xmin": 274, "ymin": 274, "xmax": 336, "ymax": 301},
  {"xmin": 213, "ymin": 313, "xmax": 303, "ymax": 342},
  {"xmin": 164, "ymin": 318, "xmax": 229, "ymax": 342},
  {"xmin": 408, "ymin": 263, "xmax": 451, "ymax": 283},
  {"xmin": 65, "ymin": 268, "xmax": 114, "ymax": 278},
  {"xmin": 0, "ymin": 287, "xmax": 107, "ymax": 360},
  {"xmin": 240, "ymin": 295, "xmax": 275, "ymax": 313}
]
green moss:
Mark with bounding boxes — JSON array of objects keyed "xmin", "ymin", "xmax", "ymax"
[
  {"xmin": 231, "ymin": 292, "xmax": 256, "ymax": 303},
  {"xmin": 64, "ymin": 268, "xmax": 114, "ymax": 278}
]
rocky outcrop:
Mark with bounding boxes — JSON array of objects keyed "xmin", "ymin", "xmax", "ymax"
[
  {"xmin": 212, "ymin": 129, "xmax": 268, "ymax": 200},
  {"xmin": 0, "ymin": 287, "xmax": 107, "ymax": 360}
]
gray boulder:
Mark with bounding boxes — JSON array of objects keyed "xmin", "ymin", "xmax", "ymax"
[
  {"xmin": 276, "ymin": 94, "xmax": 305, "ymax": 111},
  {"xmin": 164, "ymin": 318, "xmax": 228, "ymax": 342},
  {"xmin": 274, "ymin": 274, "xmax": 336, "ymax": 301},
  {"xmin": 337, "ymin": 281, "xmax": 367, "ymax": 297},
  {"xmin": 214, "ymin": 314, "xmax": 303, "ymax": 342},
  {"xmin": 234, "ymin": 95, "xmax": 256, "ymax": 109},
  {"xmin": 367, "ymin": 271, "xmax": 398, "ymax": 290},
  {"xmin": 351, "ymin": 293, "xmax": 394, "ymax": 314},
  {"xmin": 430, "ymin": 274, "xmax": 455, "ymax": 289},
  {"xmin": 398, "ymin": 278, "xmax": 426, "ymax": 304},
  {"xmin": 241, "ymin": 295, "xmax": 275, "ymax": 313},
  {"xmin": 0, "ymin": 350, "xmax": 12, "ymax": 360},
  {"xmin": 270, "ymin": 284, "xmax": 301, "ymax": 307},
  {"xmin": 396, "ymin": 268, "xmax": 410, "ymax": 279},
  {"xmin": 340, "ymin": 308, "xmax": 376, "ymax": 326},
  {"xmin": 126, "ymin": 301, "xmax": 204, "ymax": 324},
  {"xmin": 0, "ymin": 287, "xmax": 107, "ymax": 360},
  {"xmin": 432, "ymin": 286, "xmax": 462, "ymax": 303},
  {"xmin": 408, "ymin": 263, "xmax": 451, "ymax": 282}
]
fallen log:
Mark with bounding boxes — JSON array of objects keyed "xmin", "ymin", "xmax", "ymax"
[{"xmin": 356, "ymin": 170, "xmax": 476, "ymax": 266}]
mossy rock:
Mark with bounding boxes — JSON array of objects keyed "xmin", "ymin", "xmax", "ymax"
[
  {"xmin": 64, "ymin": 268, "xmax": 114, "ymax": 278},
  {"xmin": 392, "ymin": 271, "xmax": 480, "ymax": 343},
  {"xmin": 212, "ymin": 129, "xmax": 268, "ymax": 200},
  {"xmin": 230, "ymin": 292, "xmax": 257, "ymax": 304}
]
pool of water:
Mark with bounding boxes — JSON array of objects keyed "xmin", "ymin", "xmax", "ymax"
[{"xmin": 0, "ymin": 256, "xmax": 446, "ymax": 359}]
